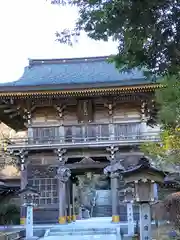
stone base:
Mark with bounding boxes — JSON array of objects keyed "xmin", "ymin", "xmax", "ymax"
[
  {"xmin": 26, "ymin": 237, "xmax": 39, "ymax": 240},
  {"xmin": 72, "ymin": 215, "xmax": 76, "ymax": 221},
  {"xmin": 58, "ymin": 216, "xmax": 66, "ymax": 224},
  {"xmin": 67, "ymin": 216, "xmax": 71, "ymax": 223},
  {"xmin": 112, "ymin": 215, "xmax": 120, "ymax": 223},
  {"xmin": 20, "ymin": 217, "xmax": 26, "ymax": 225}
]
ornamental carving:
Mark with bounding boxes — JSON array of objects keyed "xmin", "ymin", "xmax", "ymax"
[
  {"xmin": 78, "ymin": 157, "xmax": 98, "ymax": 165},
  {"xmin": 104, "ymin": 161, "xmax": 125, "ymax": 175},
  {"xmin": 67, "ymin": 157, "xmax": 104, "ymax": 170},
  {"xmin": 77, "ymin": 173, "xmax": 98, "ymax": 213},
  {"xmin": 56, "ymin": 166, "xmax": 71, "ymax": 182},
  {"xmin": 27, "ymin": 165, "xmax": 57, "ymax": 178}
]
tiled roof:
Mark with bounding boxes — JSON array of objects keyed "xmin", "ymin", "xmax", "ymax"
[{"xmin": 0, "ymin": 56, "xmax": 150, "ymax": 90}]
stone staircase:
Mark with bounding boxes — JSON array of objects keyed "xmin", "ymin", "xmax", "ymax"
[
  {"xmin": 44, "ymin": 218, "xmax": 123, "ymax": 240},
  {"xmin": 45, "ymin": 227, "xmax": 121, "ymax": 240}
]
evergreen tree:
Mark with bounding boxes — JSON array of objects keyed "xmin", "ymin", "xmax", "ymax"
[{"xmin": 53, "ymin": 0, "xmax": 180, "ymax": 164}]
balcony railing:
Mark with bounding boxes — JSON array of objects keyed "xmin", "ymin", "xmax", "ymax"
[{"xmin": 7, "ymin": 122, "xmax": 160, "ymax": 148}]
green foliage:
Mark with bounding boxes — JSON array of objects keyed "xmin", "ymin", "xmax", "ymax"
[
  {"xmin": 141, "ymin": 129, "xmax": 180, "ymax": 165},
  {"xmin": 0, "ymin": 125, "xmax": 20, "ymax": 170},
  {"xmin": 156, "ymin": 75, "xmax": 180, "ymax": 127},
  {"xmin": 53, "ymin": 0, "xmax": 180, "ymax": 163},
  {"xmin": 142, "ymin": 75, "xmax": 180, "ymax": 163},
  {"xmin": 55, "ymin": 0, "xmax": 180, "ymax": 76},
  {"xmin": 0, "ymin": 203, "xmax": 20, "ymax": 225}
]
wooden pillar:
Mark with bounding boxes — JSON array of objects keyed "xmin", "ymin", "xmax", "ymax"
[
  {"xmin": 17, "ymin": 150, "xmax": 28, "ymax": 225},
  {"xmin": 59, "ymin": 125, "xmax": 65, "ymax": 143},
  {"xmin": 66, "ymin": 180, "xmax": 71, "ymax": 223},
  {"xmin": 58, "ymin": 180, "xmax": 66, "ymax": 224},
  {"xmin": 141, "ymin": 102, "xmax": 147, "ymax": 135},
  {"xmin": 72, "ymin": 181, "xmax": 76, "ymax": 221},
  {"xmin": 56, "ymin": 162, "xmax": 71, "ymax": 224},
  {"xmin": 105, "ymin": 146, "xmax": 124, "ymax": 223},
  {"xmin": 104, "ymin": 101, "xmax": 115, "ymax": 140},
  {"xmin": 109, "ymin": 123, "xmax": 115, "ymax": 140},
  {"xmin": 110, "ymin": 172, "xmax": 120, "ymax": 223}
]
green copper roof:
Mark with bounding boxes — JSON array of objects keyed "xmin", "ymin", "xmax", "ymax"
[{"xmin": 0, "ymin": 56, "xmax": 150, "ymax": 91}]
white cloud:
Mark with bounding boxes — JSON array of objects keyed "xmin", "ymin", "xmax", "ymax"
[{"xmin": 0, "ymin": 0, "xmax": 118, "ymax": 83}]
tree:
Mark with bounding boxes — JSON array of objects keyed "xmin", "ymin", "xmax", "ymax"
[
  {"xmin": 53, "ymin": 0, "xmax": 180, "ymax": 163},
  {"xmin": 55, "ymin": 0, "xmax": 180, "ymax": 76},
  {"xmin": 141, "ymin": 130, "xmax": 180, "ymax": 167},
  {"xmin": 141, "ymin": 74, "xmax": 180, "ymax": 165},
  {"xmin": 54, "ymin": 0, "xmax": 180, "ymax": 129},
  {"xmin": 53, "ymin": 0, "xmax": 180, "ymax": 227},
  {"xmin": 0, "ymin": 123, "xmax": 20, "ymax": 174}
]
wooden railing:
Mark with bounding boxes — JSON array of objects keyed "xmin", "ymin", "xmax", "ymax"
[
  {"xmin": 32, "ymin": 122, "xmax": 142, "ymax": 143},
  {"xmin": 7, "ymin": 122, "xmax": 160, "ymax": 148}
]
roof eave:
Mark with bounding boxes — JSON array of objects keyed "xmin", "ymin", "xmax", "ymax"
[{"xmin": 0, "ymin": 83, "xmax": 162, "ymax": 98}]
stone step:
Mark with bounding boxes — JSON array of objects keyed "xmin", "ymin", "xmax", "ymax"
[
  {"xmin": 47, "ymin": 227, "xmax": 119, "ymax": 237},
  {"xmin": 43, "ymin": 234, "xmax": 119, "ymax": 240},
  {"xmin": 48, "ymin": 231, "xmax": 117, "ymax": 236},
  {"xmin": 92, "ymin": 206, "xmax": 112, "ymax": 217}
]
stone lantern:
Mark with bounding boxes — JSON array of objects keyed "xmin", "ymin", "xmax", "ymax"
[
  {"xmin": 122, "ymin": 156, "xmax": 165, "ymax": 240},
  {"xmin": 19, "ymin": 184, "xmax": 39, "ymax": 240}
]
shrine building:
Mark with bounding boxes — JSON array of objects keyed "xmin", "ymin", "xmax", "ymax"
[{"xmin": 0, "ymin": 56, "xmax": 161, "ymax": 224}]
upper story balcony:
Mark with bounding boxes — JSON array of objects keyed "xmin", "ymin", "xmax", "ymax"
[{"xmin": 7, "ymin": 122, "xmax": 160, "ymax": 150}]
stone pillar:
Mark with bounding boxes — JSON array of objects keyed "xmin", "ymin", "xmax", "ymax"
[
  {"xmin": 140, "ymin": 203, "xmax": 151, "ymax": 240},
  {"xmin": 110, "ymin": 172, "xmax": 120, "ymax": 223},
  {"xmin": 26, "ymin": 205, "xmax": 33, "ymax": 238},
  {"xmin": 127, "ymin": 202, "xmax": 134, "ymax": 236}
]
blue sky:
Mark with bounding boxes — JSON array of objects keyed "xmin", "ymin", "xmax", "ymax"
[{"xmin": 0, "ymin": 0, "xmax": 118, "ymax": 83}]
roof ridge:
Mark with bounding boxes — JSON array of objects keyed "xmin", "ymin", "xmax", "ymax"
[{"xmin": 28, "ymin": 55, "xmax": 111, "ymax": 66}]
